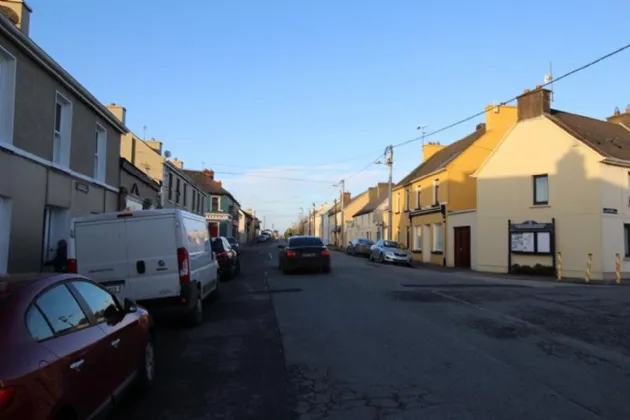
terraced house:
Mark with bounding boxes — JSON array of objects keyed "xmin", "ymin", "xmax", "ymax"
[
  {"xmin": 0, "ymin": 2, "xmax": 129, "ymax": 273},
  {"xmin": 392, "ymin": 104, "xmax": 517, "ymax": 267}
]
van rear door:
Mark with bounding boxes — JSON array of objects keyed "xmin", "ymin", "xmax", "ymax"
[
  {"xmin": 124, "ymin": 214, "xmax": 180, "ymax": 301},
  {"xmin": 73, "ymin": 219, "xmax": 128, "ymax": 296}
]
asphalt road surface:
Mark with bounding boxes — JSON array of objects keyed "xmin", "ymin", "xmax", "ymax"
[{"xmin": 114, "ymin": 242, "xmax": 630, "ymax": 419}]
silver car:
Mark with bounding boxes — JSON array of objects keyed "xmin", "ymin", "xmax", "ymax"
[{"xmin": 369, "ymin": 239, "xmax": 412, "ymax": 266}]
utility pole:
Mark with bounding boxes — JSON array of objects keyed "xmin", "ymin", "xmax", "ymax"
[
  {"xmin": 299, "ymin": 207, "xmax": 304, "ymax": 235},
  {"xmin": 340, "ymin": 179, "xmax": 345, "ymax": 246},
  {"xmin": 312, "ymin": 202, "xmax": 316, "ymax": 237},
  {"xmin": 263, "ymin": 215, "xmax": 266, "ymax": 230},
  {"xmin": 333, "ymin": 198, "xmax": 338, "ymax": 245},
  {"xmin": 385, "ymin": 145, "xmax": 394, "ymax": 241}
]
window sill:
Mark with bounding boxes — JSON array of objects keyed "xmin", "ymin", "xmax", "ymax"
[
  {"xmin": 530, "ymin": 204, "xmax": 550, "ymax": 209},
  {"xmin": 431, "ymin": 250, "xmax": 443, "ymax": 255},
  {"xmin": 411, "ymin": 250, "xmax": 422, "ymax": 253}
]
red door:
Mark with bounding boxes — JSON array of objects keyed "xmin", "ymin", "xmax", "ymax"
[{"xmin": 209, "ymin": 223, "xmax": 219, "ymax": 238}]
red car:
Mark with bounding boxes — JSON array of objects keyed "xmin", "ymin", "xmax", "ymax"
[{"xmin": 0, "ymin": 273, "xmax": 155, "ymax": 420}]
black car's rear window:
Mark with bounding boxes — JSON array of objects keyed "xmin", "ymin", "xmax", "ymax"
[
  {"xmin": 211, "ymin": 238, "xmax": 225, "ymax": 251},
  {"xmin": 383, "ymin": 241, "xmax": 402, "ymax": 248},
  {"xmin": 289, "ymin": 237, "xmax": 324, "ymax": 247}
]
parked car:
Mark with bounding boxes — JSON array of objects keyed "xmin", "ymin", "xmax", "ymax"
[
  {"xmin": 226, "ymin": 237, "xmax": 240, "ymax": 253},
  {"xmin": 369, "ymin": 239, "xmax": 412, "ymax": 266},
  {"xmin": 346, "ymin": 238, "xmax": 375, "ymax": 257},
  {"xmin": 68, "ymin": 209, "xmax": 220, "ymax": 326},
  {"xmin": 212, "ymin": 236, "xmax": 240, "ymax": 280},
  {"xmin": 0, "ymin": 273, "xmax": 154, "ymax": 420},
  {"xmin": 277, "ymin": 235, "xmax": 330, "ymax": 274}
]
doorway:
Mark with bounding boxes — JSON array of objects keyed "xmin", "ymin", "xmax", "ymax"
[
  {"xmin": 208, "ymin": 222, "xmax": 219, "ymax": 238},
  {"xmin": 453, "ymin": 226, "xmax": 471, "ymax": 268},
  {"xmin": 42, "ymin": 206, "xmax": 70, "ymax": 265}
]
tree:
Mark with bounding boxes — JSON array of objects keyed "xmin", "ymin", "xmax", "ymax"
[{"xmin": 284, "ymin": 228, "xmax": 294, "ymax": 239}]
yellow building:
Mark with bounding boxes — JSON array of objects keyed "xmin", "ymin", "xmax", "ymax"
[
  {"xmin": 474, "ymin": 87, "xmax": 630, "ymax": 281},
  {"xmin": 392, "ymin": 104, "xmax": 518, "ymax": 267}
]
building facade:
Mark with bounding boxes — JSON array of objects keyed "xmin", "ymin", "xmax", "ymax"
[
  {"xmin": 161, "ymin": 160, "xmax": 207, "ymax": 215},
  {"xmin": 350, "ymin": 184, "xmax": 389, "ymax": 241},
  {"xmin": 0, "ymin": 3, "xmax": 128, "ymax": 273},
  {"xmin": 119, "ymin": 158, "xmax": 160, "ymax": 210},
  {"xmin": 474, "ymin": 87, "xmax": 630, "ymax": 281},
  {"xmin": 184, "ymin": 169, "xmax": 241, "ymax": 238}
]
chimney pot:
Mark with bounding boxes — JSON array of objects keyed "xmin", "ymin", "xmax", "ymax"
[
  {"xmin": 614, "ymin": 106, "xmax": 621, "ymax": 116},
  {"xmin": 524, "ymin": 88, "xmax": 530, "ymax": 93},
  {"xmin": 626, "ymin": 105, "xmax": 630, "ymax": 114},
  {"xmin": 535, "ymin": 84, "xmax": 542, "ymax": 89}
]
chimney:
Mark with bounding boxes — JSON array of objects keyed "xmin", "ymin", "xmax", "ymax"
[
  {"xmin": 216, "ymin": 180, "xmax": 222, "ymax": 187},
  {"xmin": 171, "ymin": 158, "xmax": 183, "ymax": 169},
  {"xmin": 145, "ymin": 138, "xmax": 163, "ymax": 155},
  {"xmin": 606, "ymin": 105, "xmax": 630, "ymax": 128},
  {"xmin": 202, "ymin": 169, "xmax": 215, "ymax": 180},
  {"xmin": 422, "ymin": 141, "xmax": 445, "ymax": 162},
  {"xmin": 517, "ymin": 86, "xmax": 551, "ymax": 121},
  {"xmin": 0, "ymin": 0, "xmax": 32, "ymax": 36},
  {"xmin": 343, "ymin": 192, "xmax": 351, "ymax": 204},
  {"xmin": 368, "ymin": 187, "xmax": 378, "ymax": 201},
  {"xmin": 377, "ymin": 182, "xmax": 389, "ymax": 195},
  {"xmin": 106, "ymin": 103, "xmax": 127, "ymax": 125}
]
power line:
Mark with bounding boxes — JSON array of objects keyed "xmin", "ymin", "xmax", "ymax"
[
  {"xmin": 392, "ymin": 41, "xmax": 630, "ymax": 150},
  {"xmin": 213, "ymin": 171, "xmax": 337, "ymax": 183}
]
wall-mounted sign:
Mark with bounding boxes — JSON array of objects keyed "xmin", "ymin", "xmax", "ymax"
[
  {"xmin": 131, "ymin": 183, "xmax": 140, "ymax": 196},
  {"xmin": 205, "ymin": 212, "xmax": 231, "ymax": 221},
  {"xmin": 75, "ymin": 182, "xmax": 89, "ymax": 194},
  {"xmin": 603, "ymin": 208, "xmax": 618, "ymax": 215}
]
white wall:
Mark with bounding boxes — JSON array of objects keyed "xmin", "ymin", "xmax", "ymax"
[{"xmin": 446, "ymin": 210, "xmax": 477, "ymax": 270}]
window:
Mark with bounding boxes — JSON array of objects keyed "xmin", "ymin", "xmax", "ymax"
[
  {"xmin": 395, "ymin": 193, "xmax": 400, "ymax": 213},
  {"xmin": 433, "ymin": 179, "xmax": 440, "ymax": 205},
  {"xmin": 192, "ymin": 190, "xmax": 196, "ymax": 212},
  {"xmin": 72, "ymin": 281, "xmax": 119, "ymax": 324},
  {"xmin": 36, "ymin": 285, "xmax": 89, "ymax": 335},
  {"xmin": 625, "ymin": 224, "xmax": 630, "ymax": 258},
  {"xmin": 168, "ymin": 173, "xmax": 173, "ymax": 201},
  {"xmin": 175, "ymin": 178, "xmax": 181, "ymax": 204},
  {"xmin": 94, "ymin": 124, "xmax": 107, "ymax": 182},
  {"xmin": 198, "ymin": 194, "xmax": 204, "ymax": 214},
  {"xmin": 413, "ymin": 226, "xmax": 422, "ymax": 251},
  {"xmin": 432, "ymin": 223, "xmax": 443, "ymax": 252},
  {"xmin": 533, "ymin": 174, "xmax": 549, "ymax": 205},
  {"xmin": 53, "ymin": 92, "xmax": 72, "ymax": 167},
  {"xmin": 183, "ymin": 183, "xmax": 188, "ymax": 207},
  {"xmin": 0, "ymin": 47, "xmax": 17, "ymax": 145},
  {"xmin": 26, "ymin": 306, "xmax": 54, "ymax": 341},
  {"xmin": 404, "ymin": 189, "xmax": 409, "ymax": 211},
  {"xmin": 416, "ymin": 186, "xmax": 421, "ymax": 209},
  {"xmin": 0, "ymin": 196, "xmax": 11, "ymax": 274},
  {"xmin": 211, "ymin": 196, "xmax": 220, "ymax": 212}
]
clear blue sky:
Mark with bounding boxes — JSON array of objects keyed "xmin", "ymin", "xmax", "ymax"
[{"xmin": 30, "ymin": 0, "xmax": 630, "ymax": 231}]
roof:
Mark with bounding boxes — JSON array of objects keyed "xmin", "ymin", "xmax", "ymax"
[
  {"xmin": 396, "ymin": 125, "xmax": 486, "ymax": 188},
  {"xmin": 353, "ymin": 188, "xmax": 389, "ymax": 217},
  {"xmin": 548, "ymin": 110, "xmax": 630, "ymax": 160},
  {"xmin": 0, "ymin": 14, "xmax": 128, "ymax": 134},
  {"xmin": 328, "ymin": 190, "xmax": 369, "ymax": 216},
  {"xmin": 183, "ymin": 170, "xmax": 241, "ymax": 207}
]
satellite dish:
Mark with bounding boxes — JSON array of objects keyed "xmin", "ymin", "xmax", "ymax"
[
  {"xmin": 163, "ymin": 150, "xmax": 172, "ymax": 159},
  {"xmin": 544, "ymin": 73, "xmax": 553, "ymax": 84}
]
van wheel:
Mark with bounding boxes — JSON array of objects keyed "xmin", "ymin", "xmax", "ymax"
[{"xmin": 187, "ymin": 294, "xmax": 203, "ymax": 326}]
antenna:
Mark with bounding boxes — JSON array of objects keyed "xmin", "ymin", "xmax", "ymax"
[
  {"xmin": 544, "ymin": 62, "xmax": 554, "ymax": 102},
  {"xmin": 416, "ymin": 125, "xmax": 427, "ymax": 147},
  {"xmin": 142, "ymin": 125, "xmax": 147, "ymax": 140},
  {"xmin": 163, "ymin": 150, "xmax": 172, "ymax": 159}
]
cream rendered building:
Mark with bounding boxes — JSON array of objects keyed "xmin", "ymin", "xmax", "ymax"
[
  {"xmin": 350, "ymin": 183, "xmax": 389, "ymax": 241},
  {"xmin": 474, "ymin": 86, "xmax": 630, "ymax": 281}
]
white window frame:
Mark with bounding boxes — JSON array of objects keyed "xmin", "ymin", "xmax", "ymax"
[
  {"xmin": 432, "ymin": 223, "xmax": 443, "ymax": 252},
  {"xmin": 413, "ymin": 225, "xmax": 422, "ymax": 251},
  {"xmin": 211, "ymin": 196, "xmax": 221, "ymax": 212},
  {"xmin": 53, "ymin": 92, "xmax": 73, "ymax": 168},
  {"xmin": 433, "ymin": 179, "xmax": 440, "ymax": 205},
  {"xmin": 404, "ymin": 189, "xmax": 409, "ymax": 211},
  {"xmin": 94, "ymin": 123, "xmax": 107, "ymax": 182},
  {"xmin": 0, "ymin": 196, "xmax": 12, "ymax": 274},
  {"xmin": 0, "ymin": 46, "xmax": 17, "ymax": 146},
  {"xmin": 416, "ymin": 185, "xmax": 421, "ymax": 209}
]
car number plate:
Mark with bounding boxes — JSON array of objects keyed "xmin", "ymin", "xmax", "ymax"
[
  {"xmin": 303, "ymin": 253, "xmax": 316, "ymax": 257},
  {"xmin": 106, "ymin": 285, "xmax": 122, "ymax": 294}
]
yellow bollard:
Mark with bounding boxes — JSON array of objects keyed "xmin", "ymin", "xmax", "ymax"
[
  {"xmin": 585, "ymin": 253, "xmax": 592, "ymax": 283},
  {"xmin": 556, "ymin": 251, "xmax": 562, "ymax": 281},
  {"xmin": 615, "ymin": 253, "xmax": 621, "ymax": 284}
]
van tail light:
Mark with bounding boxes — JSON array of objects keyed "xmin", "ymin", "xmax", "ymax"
[
  {"xmin": 216, "ymin": 251, "xmax": 228, "ymax": 259},
  {"xmin": 0, "ymin": 387, "xmax": 14, "ymax": 412},
  {"xmin": 67, "ymin": 259, "xmax": 78, "ymax": 273},
  {"xmin": 286, "ymin": 251, "xmax": 297, "ymax": 257},
  {"xmin": 321, "ymin": 249, "xmax": 330, "ymax": 256},
  {"xmin": 177, "ymin": 247, "xmax": 190, "ymax": 285}
]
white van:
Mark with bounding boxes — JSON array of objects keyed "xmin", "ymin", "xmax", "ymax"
[{"xmin": 67, "ymin": 209, "xmax": 220, "ymax": 325}]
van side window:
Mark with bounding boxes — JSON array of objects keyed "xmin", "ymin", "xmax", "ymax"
[{"xmin": 182, "ymin": 217, "xmax": 207, "ymax": 254}]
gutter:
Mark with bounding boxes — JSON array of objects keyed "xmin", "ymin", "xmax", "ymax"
[{"xmin": 0, "ymin": 14, "xmax": 128, "ymax": 134}]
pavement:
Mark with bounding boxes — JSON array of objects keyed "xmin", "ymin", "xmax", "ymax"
[{"xmin": 113, "ymin": 242, "xmax": 630, "ymax": 419}]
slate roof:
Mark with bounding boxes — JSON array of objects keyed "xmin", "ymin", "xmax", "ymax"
[
  {"xmin": 396, "ymin": 124, "xmax": 487, "ymax": 188},
  {"xmin": 183, "ymin": 170, "xmax": 241, "ymax": 206},
  {"xmin": 548, "ymin": 110, "xmax": 630, "ymax": 160},
  {"xmin": 353, "ymin": 189, "xmax": 389, "ymax": 217}
]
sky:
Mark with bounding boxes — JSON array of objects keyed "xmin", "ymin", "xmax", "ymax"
[{"xmin": 28, "ymin": 0, "xmax": 630, "ymax": 232}]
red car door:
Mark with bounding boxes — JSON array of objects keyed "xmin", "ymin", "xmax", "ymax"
[
  {"xmin": 69, "ymin": 281, "xmax": 141, "ymax": 399},
  {"xmin": 35, "ymin": 285, "xmax": 110, "ymax": 419}
]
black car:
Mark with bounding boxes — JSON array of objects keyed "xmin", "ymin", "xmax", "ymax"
[
  {"xmin": 278, "ymin": 235, "xmax": 330, "ymax": 274},
  {"xmin": 212, "ymin": 236, "xmax": 240, "ymax": 280},
  {"xmin": 346, "ymin": 238, "xmax": 375, "ymax": 257},
  {"xmin": 226, "ymin": 236, "xmax": 240, "ymax": 253}
]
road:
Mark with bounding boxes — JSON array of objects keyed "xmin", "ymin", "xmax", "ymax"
[{"xmin": 115, "ymin": 242, "xmax": 630, "ymax": 419}]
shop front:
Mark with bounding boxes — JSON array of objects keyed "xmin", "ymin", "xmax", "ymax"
[{"xmin": 205, "ymin": 212, "xmax": 233, "ymax": 238}]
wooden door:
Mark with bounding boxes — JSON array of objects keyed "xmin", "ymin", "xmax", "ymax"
[{"xmin": 454, "ymin": 226, "xmax": 471, "ymax": 268}]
